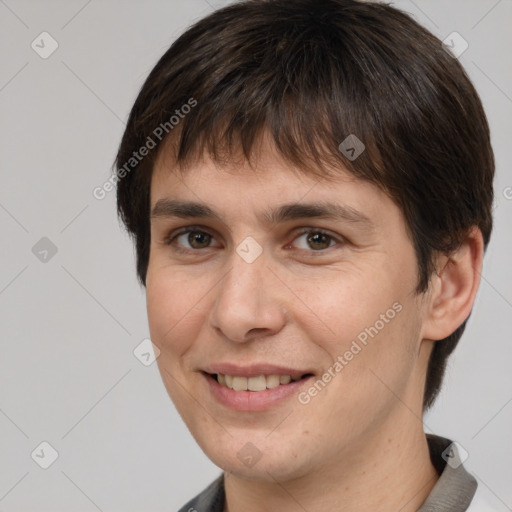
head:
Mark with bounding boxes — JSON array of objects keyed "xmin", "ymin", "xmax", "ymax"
[{"xmin": 116, "ymin": 0, "xmax": 493, "ymax": 479}]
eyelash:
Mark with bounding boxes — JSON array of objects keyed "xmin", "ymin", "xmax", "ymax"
[{"xmin": 163, "ymin": 226, "xmax": 344, "ymax": 254}]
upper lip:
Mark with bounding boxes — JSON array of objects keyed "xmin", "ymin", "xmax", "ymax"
[{"xmin": 203, "ymin": 363, "xmax": 314, "ymax": 379}]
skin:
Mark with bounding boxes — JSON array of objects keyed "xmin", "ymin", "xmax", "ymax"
[{"xmin": 146, "ymin": 139, "xmax": 483, "ymax": 512}]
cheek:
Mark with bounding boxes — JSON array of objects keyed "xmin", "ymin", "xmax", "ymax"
[
  {"xmin": 145, "ymin": 270, "xmax": 206, "ymax": 357},
  {"xmin": 294, "ymin": 257, "xmax": 420, "ymax": 390},
  {"xmin": 293, "ymin": 267, "xmax": 403, "ymax": 346}
]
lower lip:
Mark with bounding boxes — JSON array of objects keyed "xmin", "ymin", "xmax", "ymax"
[{"xmin": 204, "ymin": 373, "xmax": 314, "ymax": 412}]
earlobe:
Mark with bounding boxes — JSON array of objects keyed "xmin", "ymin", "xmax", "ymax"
[{"xmin": 421, "ymin": 227, "xmax": 484, "ymax": 341}]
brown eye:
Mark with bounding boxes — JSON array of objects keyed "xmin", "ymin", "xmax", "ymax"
[
  {"xmin": 306, "ymin": 232, "xmax": 332, "ymax": 250},
  {"xmin": 184, "ymin": 231, "xmax": 212, "ymax": 249},
  {"xmin": 165, "ymin": 226, "xmax": 222, "ymax": 254},
  {"xmin": 292, "ymin": 230, "xmax": 338, "ymax": 251}
]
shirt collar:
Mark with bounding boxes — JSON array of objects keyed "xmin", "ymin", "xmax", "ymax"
[{"xmin": 418, "ymin": 434, "xmax": 477, "ymax": 511}]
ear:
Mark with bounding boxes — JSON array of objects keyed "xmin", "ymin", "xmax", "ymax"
[{"xmin": 421, "ymin": 227, "xmax": 484, "ymax": 341}]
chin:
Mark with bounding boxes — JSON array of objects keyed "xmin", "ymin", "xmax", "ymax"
[{"xmin": 200, "ymin": 436, "xmax": 314, "ymax": 483}]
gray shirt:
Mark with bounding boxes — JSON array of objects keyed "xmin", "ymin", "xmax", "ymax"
[{"xmin": 178, "ymin": 434, "xmax": 477, "ymax": 512}]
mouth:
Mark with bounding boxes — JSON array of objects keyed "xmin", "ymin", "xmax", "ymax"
[
  {"xmin": 201, "ymin": 363, "xmax": 316, "ymax": 411},
  {"xmin": 204, "ymin": 372, "xmax": 314, "ymax": 391}
]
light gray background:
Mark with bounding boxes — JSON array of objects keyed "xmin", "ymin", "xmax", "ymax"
[{"xmin": 1, "ymin": 1, "xmax": 511, "ymax": 510}]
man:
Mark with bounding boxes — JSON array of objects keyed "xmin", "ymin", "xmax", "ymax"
[{"xmin": 115, "ymin": 0, "xmax": 496, "ymax": 509}]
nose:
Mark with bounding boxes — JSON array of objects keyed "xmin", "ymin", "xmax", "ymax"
[{"xmin": 209, "ymin": 248, "xmax": 287, "ymax": 343}]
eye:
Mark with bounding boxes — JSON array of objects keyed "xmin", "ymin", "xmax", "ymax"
[
  {"xmin": 166, "ymin": 227, "xmax": 220, "ymax": 251},
  {"xmin": 290, "ymin": 229, "xmax": 341, "ymax": 251},
  {"xmin": 164, "ymin": 226, "xmax": 343, "ymax": 254}
]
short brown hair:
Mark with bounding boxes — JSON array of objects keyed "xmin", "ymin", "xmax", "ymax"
[{"xmin": 115, "ymin": 0, "xmax": 494, "ymax": 409}]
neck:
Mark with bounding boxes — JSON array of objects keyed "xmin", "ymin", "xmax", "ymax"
[{"xmin": 224, "ymin": 407, "xmax": 439, "ymax": 512}]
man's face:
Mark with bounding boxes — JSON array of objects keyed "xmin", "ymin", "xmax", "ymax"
[{"xmin": 146, "ymin": 144, "xmax": 431, "ymax": 481}]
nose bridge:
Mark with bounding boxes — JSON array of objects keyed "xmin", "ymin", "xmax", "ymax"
[
  {"xmin": 210, "ymin": 245, "xmax": 285, "ymax": 342},
  {"xmin": 230, "ymin": 249, "xmax": 267, "ymax": 299},
  {"xmin": 222, "ymin": 232, "xmax": 269, "ymax": 298}
]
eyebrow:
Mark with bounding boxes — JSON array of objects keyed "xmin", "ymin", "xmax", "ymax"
[{"xmin": 150, "ymin": 199, "xmax": 373, "ymax": 228}]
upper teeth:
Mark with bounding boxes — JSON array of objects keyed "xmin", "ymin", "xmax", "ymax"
[{"xmin": 217, "ymin": 374, "xmax": 300, "ymax": 391}]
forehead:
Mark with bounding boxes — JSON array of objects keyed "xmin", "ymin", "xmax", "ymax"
[
  {"xmin": 149, "ymin": 145, "xmax": 404, "ymax": 239},
  {"xmin": 153, "ymin": 128, "xmax": 359, "ymax": 184},
  {"xmin": 151, "ymin": 136, "xmax": 361, "ymax": 198}
]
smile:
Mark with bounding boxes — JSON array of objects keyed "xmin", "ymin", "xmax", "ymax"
[
  {"xmin": 203, "ymin": 371, "xmax": 315, "ymax": 411},
  {"xmin": 214, "ymin": 373, "xmax": 306, "ymax": 391}
]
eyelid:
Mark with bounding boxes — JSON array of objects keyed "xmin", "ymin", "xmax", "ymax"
[{"xmin": 164, "ymin": 224, "xmax": 212, "ymax": 241}]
